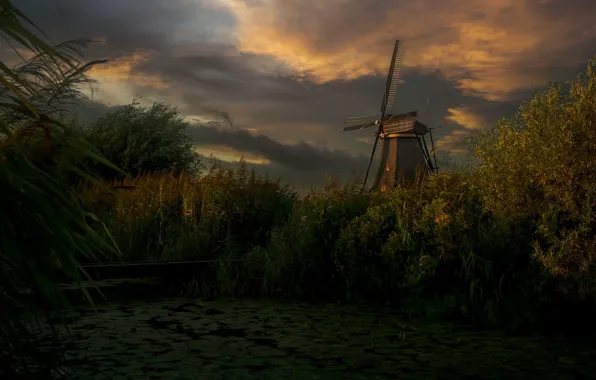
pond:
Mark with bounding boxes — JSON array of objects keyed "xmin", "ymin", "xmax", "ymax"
[{"xmin": 47, "ymin": 296, "xmax": 594, "ymax": 380}]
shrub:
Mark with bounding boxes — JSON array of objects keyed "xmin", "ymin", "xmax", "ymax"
[
  {"xmin": 472, "ymin": 59, "xmax": 596, "ymax": 300},
  {"xmin": 328, "ymin": 173, "xmax": 539, "ymax": 325},
  {"xmin": 217, "ymin": 176, "xmax": 374, "ymax": 298}
]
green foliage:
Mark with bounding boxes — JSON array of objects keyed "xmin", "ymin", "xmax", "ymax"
[
  {"xmin": 473, "ymin": 59, "xmax": 596, "ymax": 299},
  {"xmin": 90, "ymin": 161, "xmax": 296, "ymax": 264},
  {"xmin": 82, "ymin": 101, "xmax": 202, "ymax": 180},
  {"xmin": 237, "ymin": 177, "xmax": 373, "ymax": 297}
]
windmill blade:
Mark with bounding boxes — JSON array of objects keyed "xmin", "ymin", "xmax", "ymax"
[
  {"xmin": 346, "ymin": 114, "xmax": 377, "ymax": 120},
  {"xmin": 345, "ymin": 115, "xmax": 377, "ymax": 124},
  {"xmin": 361, "ymin": 125, "xmax": 382, "ymax": 193},
  {"xmin": 380, "ymin": 40, "xmax": 403, "ymax": 116},
  {"xmin": 343, "ymin": 121, "xmax": 376, "ymax": 131}
]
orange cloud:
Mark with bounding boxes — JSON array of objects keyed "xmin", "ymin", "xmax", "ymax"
[
  {"xmin": 445, "ymin": 106, "xmax": 487, "ymax": 130},
  {"xmin": 437, "ymin": 106, "xmax": 490, "ymax": 155},
  {"xmin": 199, "ymin": 144, "xmax": 271, "ymax": 164},
  {"xmin": 217, "ymin": 0, "xmax": 596, "ymax": 100},
  {"xmin": 81, "ymin": 50, "xmax": 171, "ymax": 105},
  {"xmin": 88, "ymin": 50, "xmax": 168, "ymax": 89}
]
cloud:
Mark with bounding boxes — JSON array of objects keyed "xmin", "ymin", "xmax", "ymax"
[
  {"xmin": 435, "ymin": 130, "xmax": 472, "ymax": 156},
  {"xmin": 218, "ymin": 0, "xmax": 596, "ymax": 100},
  {"xmin": 433, "ymin": 106, "xmax": 486, "ymax": 157},
  {"xmin": 198, "ymin": 145, "xmax": 271, "ymax": 164},
  {"xmin": 445, "ymin": 106, "xmax": 488, "ymax": 130},
  {"xmin": 189, "ymin": 123, "xmax": 368, "ymax": 172},
  {"xmin": 8, "ymin": 0, "xmax": 595, "ymax": 188},
  {"xmin": 436, "ymin": 98, "xmax": 522, "ymax": 158},
  {"xmin": 88, "ymin": 51, "xmax": 167, "ymax": 89}
]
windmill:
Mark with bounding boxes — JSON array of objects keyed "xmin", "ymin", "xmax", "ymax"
[{"xmin": 343, "ymin": 40, "xmax": 438, "ymax": 192}]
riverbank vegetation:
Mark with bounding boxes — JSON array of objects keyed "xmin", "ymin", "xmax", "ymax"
[
  {"xmin": 2, "ymin": 0, "xmax": 596, "ymax": 377},
  {"xmin": 88, "ymin": 60, "xmax": 596, "ymax": 329}
]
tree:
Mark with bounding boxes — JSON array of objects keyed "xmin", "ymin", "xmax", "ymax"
[{"xmin": 83, "ymin": 101, "xmax": 202, "ymax": 179}]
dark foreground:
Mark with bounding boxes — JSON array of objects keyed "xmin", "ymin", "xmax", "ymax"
[{"xmin": 35, "ymin": 291, "xmax": 596, "ymax": 380}]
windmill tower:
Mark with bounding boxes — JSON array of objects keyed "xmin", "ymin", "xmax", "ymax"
[{"xmin": 343, "ymin": 40, "xmax": 438, "ymax": 192}]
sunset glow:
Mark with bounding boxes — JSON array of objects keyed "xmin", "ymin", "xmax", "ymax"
[{"xmin": 10, "ymin": 0, "xmax": 596, "ymax": 185}]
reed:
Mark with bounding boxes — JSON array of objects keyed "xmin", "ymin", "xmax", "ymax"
[
  {"xmin": 0, "ymin": 2, "xmax": 120, "ymax": 376},
  {"xmin": 85, "ymin": 163, "xmax": 297, "ymax": 263}
]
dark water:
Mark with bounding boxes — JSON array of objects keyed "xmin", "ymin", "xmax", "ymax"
[{"xmin": 41, "ymin": 295, "xmax": 595, "ymax": 380}]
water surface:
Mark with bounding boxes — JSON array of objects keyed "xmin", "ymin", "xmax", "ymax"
[{"xmin": 50, "ymin": 297, "xmax": 594, "ymax": 379}]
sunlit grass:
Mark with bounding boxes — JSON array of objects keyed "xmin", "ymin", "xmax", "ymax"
[{"xmin": 83, "ymin": 162, "xmax": 297, "ymax": 263}]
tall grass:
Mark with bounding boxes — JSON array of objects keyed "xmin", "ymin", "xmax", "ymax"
[
  {"xmin": 87, "ymin": 161, "xmax": 296, "ymax": 263},
  {"xmin": 0, "ymin": 1, "xmax": 118, "ymax": 377}
]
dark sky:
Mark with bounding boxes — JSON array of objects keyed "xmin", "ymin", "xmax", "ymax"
[{"xmin": 4, "ymin": 0, "xmax": 596, "ymax": 187}]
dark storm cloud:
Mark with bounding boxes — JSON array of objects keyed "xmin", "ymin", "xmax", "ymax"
[
  {"xmin": 10, "ymin": 0, "xmax": 233, "ymax": 58},
  {"xmin": 67, "ymin": 100, "xmax": 120, "ymax": 123},
  {"xmin": 528, "ymin": 0, "xmax": 596, "ymax": 21},
  {"xmin": 190, "ymin": 123, "xmax": 367, "ymax": 172},
  {"xmin": 134, "ymin": 50, "xmax": 307, "ymax": 105},
  {"xmin": 133, "ymin": 49, "xmax": 505, "ymax": 155}
]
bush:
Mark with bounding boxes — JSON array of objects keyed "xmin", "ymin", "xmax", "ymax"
[
  {"xmin": 82, "ymin": 101, "xmax": 202, "ymax": 180},
  {"xmin": 473, "ymin": 59, "xmax": 596, "ymax": 300},
  {"xmin": 231, "ymin": 177, "xmax": 372, "ymax": 298},
  {"xmin": 224, "ymin": 173, "xmax": 537, "ymax": 325}
]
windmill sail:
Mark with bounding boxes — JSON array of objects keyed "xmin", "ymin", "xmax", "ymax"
[
  {"xmin": 380, "ymin": 40, "xmax": 403, "ymax": 116},
  {"xmin": 345, "ymin": 115, "xmax": 377, "ymax": 123},
  {"xmin": 344, "ymin": 115, "xmax": 377, "ymax": 127},
  {"xmin": 343, "ymin": 121, "xmax": 376, "ymax": 131}
]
